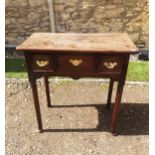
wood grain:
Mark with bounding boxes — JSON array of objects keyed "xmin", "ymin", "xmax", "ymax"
[{"xmin": 16, "ymin": 33, "xmax": 138, "ymax": 53}]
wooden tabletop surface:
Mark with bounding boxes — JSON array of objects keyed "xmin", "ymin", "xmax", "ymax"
[{"xmin": 16, "ymin": 33, "xmax": 138, "ymax": 53}]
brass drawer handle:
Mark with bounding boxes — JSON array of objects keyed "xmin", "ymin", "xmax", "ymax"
[
  {"xmin": 69, "ymin": 59, "xmax": 83, "ymax": 67},
  {"xmin": 103, "ymin": 62, "xmax": 118, "ymax": 69},
  {"xmin": 36, "ymin": 60, "xmax": 49, "ymax": 67}
]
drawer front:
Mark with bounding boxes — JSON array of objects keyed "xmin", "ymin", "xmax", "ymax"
[
  {"xmin": 32, "ymin": 54, "xmax": 54, "ymax": 72},
  {"xmin": 97, "ymin": 55, "xmax": 123, "ymax": 74},
  {"xmin": 56, "ymin": 54, "xmax": 96, "ymax": 71},
  {"xmin": 27, "ymin": 53, "xmax": 124, "ymax": 78}
]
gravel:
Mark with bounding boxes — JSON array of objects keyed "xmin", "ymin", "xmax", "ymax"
[{"xmin": 6, "ymin": 79, "xmax": 149, "ymax": 155}]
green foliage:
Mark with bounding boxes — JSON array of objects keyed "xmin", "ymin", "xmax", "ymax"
[
  {"xmin": 127, "ymin": 61, "xmax": 149, "ymax": 81},
  {"xmin": 5, "ymin": 58, "xmax": 27, "ymax": 78}
]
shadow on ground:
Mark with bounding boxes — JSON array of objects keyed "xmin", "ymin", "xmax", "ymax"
[{"xmin": 43, "ymin": 103, "xmax": 149, "ymax": 136}]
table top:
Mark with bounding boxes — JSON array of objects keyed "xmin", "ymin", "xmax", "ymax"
[{"xmin": 16, "ymin": 33, "xmax": 138, "ymax": 53}]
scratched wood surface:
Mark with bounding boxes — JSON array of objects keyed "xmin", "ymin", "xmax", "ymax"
[{"xmin": 16, "ymin": 33, "xmax": 138, "ymax": 53}]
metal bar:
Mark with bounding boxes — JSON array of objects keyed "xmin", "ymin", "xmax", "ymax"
[
  {"xmin": 48, "ymin": 0, "xmax": 56, "ymax": 32},
  {"xmin": 5, "ymin": 44, "xmax": 16, "ymax": 49}
]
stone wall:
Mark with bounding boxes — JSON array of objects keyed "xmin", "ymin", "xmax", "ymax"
[
  {"xmin": 6, "ymin": 0, "xmax": 149, "ymax": 48},
  {"xmin": 5, "ymin": 0, "xmax": 50, "ymax": 44},
  {"xmin": 54, "ymin": 0, "xmax": 149, "ymax": 48}
]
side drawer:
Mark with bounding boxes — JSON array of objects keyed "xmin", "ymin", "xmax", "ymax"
[
  {"xmin": 97, "ymin": 55, "xmax": 123, "ymax": 74},
  {"xmin": 32, "ymin": 54, "xmax": 54, "ymax": 72}
]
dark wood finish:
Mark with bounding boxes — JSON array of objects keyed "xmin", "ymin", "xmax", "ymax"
[
  {"xmin": 32, "ymin": 54, "xmax": 54, "ymax": 72},
  {"xmin": 97, "ymin": 55, "xmax": 123, "ymax": 74},
  {"xmin": 111, "ymin": 81, "xmax": 124, "ymax": 136},
  {"xmin": 17, "ymin": 33, "xmax": 138, "ymax": 135},
  {"xmin": 111, "ymin": 55, "xmax": 130, "ymax": 135},
  {"xmin": 56, "ymin": 54, "xmax": 96, "ymax": 70},
  {"xmin": 30, "ymin": 78, "xmax": 43, "ymax": 132},
  {"xmin": 106, "ymin": 79, "xmax": 114, "ymax": 109},
  {"xmin": 44, "ymin": 76, "xmax": 51, "ymax": 107}
]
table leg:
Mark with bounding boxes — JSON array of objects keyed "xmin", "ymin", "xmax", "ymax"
[
  {"xmin": 106, "ymin": 79, "xmax": 114, "ymax": 109},
  {"xmin": 30, "ymin": 78, "xmax": 43, "ymax": 132},
  {"xmin": 44, "ymin": 76, "xmax": 51, "ymax": 107},
  {"xmin": 111, "ymin": 81, "xmax": 124, "ymax": 136}
]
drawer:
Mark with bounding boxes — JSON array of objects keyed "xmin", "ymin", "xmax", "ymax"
[
  {"xmin": 32, "ymin": 54, "xmax": 54, "ymax": 72},
  {"xmin": 56, "ymin": 54, "xmax": 96, "ymax": 71},
  {"xmin": 97, "ymin": 55, "xmax": 123, "ymax": 74},
  {"xmin": 29, "ymin": 53, "xmax": 124, "ymax": 77}
]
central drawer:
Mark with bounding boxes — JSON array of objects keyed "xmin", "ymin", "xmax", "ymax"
[{"xmin": 56, "ymin": 54, "xmax": 96, "ymax": 71}]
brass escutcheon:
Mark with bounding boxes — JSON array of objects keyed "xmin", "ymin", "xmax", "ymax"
[
  {"xmin": 103, "ymin": 62, "xmax": 118, "ymax": 69},
  {"xmin": 69, "ymin": 59, "xmax": 83, "ymax": 67},
  {"xmin": 36, "ymin": 60, "xmax": 49, "ymax": 67}
]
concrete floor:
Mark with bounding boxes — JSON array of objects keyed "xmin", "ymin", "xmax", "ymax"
[{"xmin": 6, "ymin": 79, "xmax": 149, "ymax": 155}]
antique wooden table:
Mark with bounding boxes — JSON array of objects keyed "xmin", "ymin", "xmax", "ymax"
[{"xmin": 16, "ymin": 33, "xmax": 138, "ymax": 135}]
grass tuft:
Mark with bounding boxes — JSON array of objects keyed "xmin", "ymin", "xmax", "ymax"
[{"xmin": 127, "ymin": 61, "xmax": 148, "ymax": 81}]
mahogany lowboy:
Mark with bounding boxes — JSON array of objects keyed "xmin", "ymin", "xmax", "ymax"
[{"xmin": 16, "ymin": 33, "xmax": 138, "ymax": 135}]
